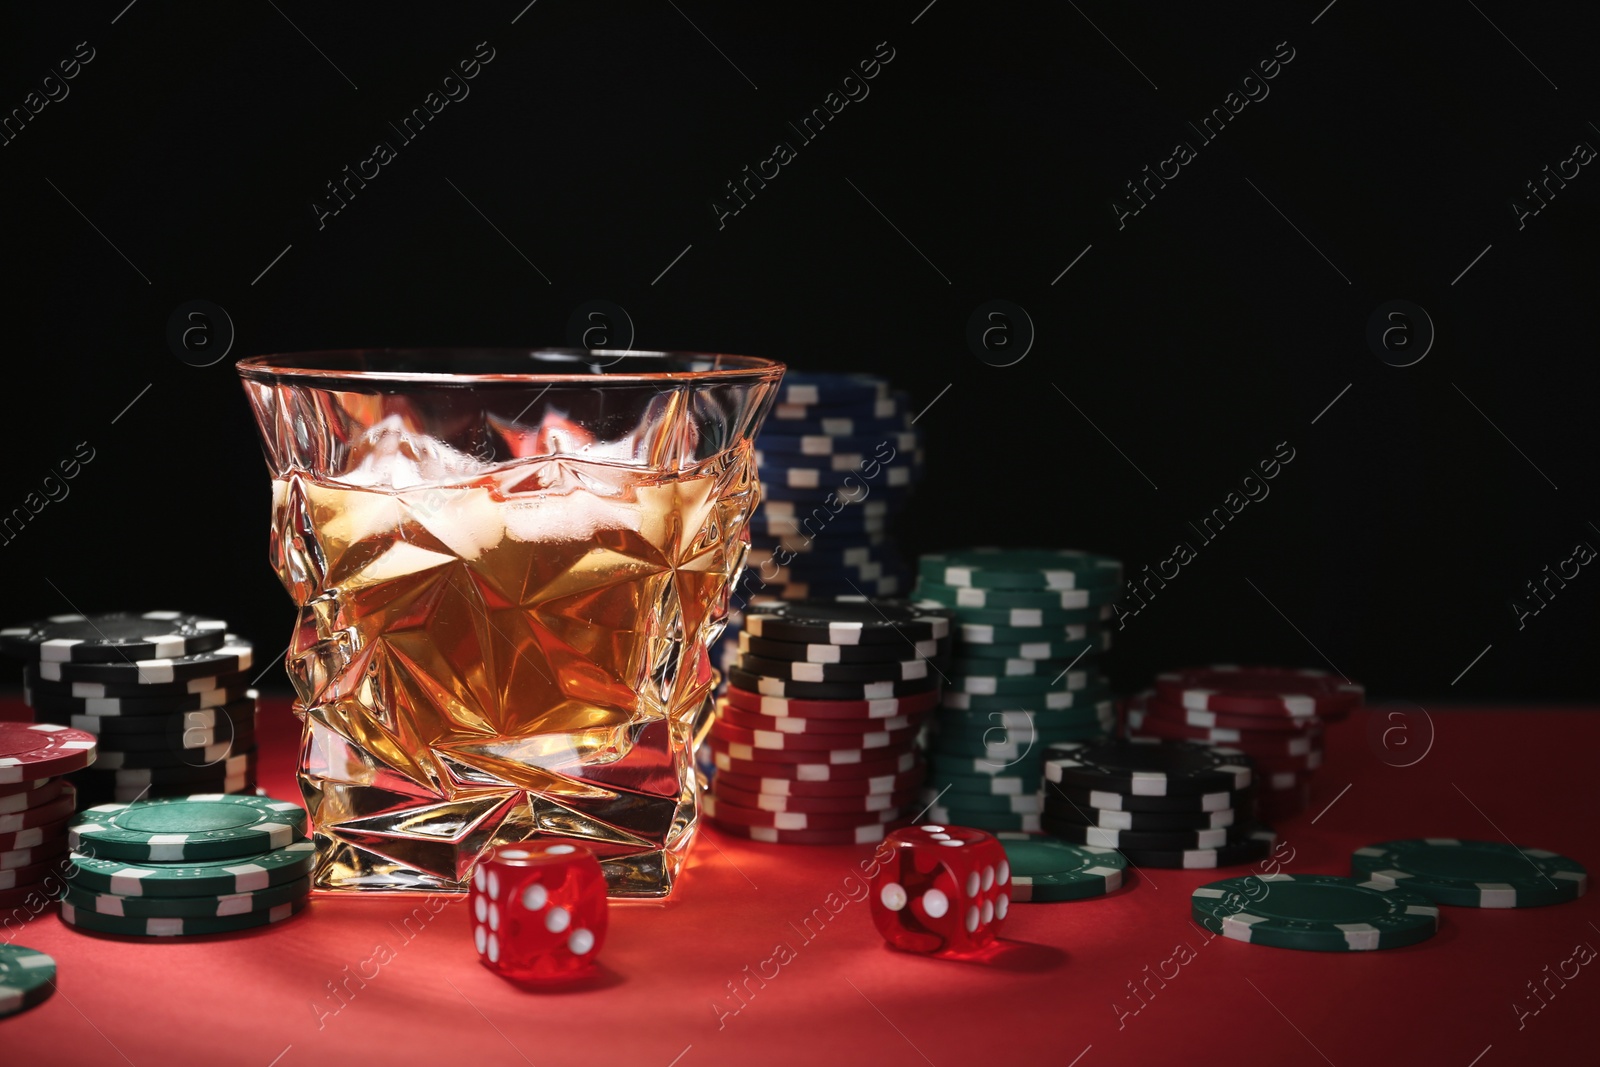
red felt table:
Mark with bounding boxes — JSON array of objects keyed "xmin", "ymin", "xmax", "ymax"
[{"xmin": 3, "ymin": 697, "xmax": 1594, "ymax": 1067}]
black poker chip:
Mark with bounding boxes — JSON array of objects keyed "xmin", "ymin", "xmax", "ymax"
[
  {"xmin": 78, "ymin": 718, "xmax": 255, "ymax": 752},
  {"xmin": 1039, "ymin": 799, "xmax": 1247, "ymax": 831},
  {"xmin": 1043, "ymin": 738, "xmax": 1254, "ymax": 797},
  {"xmin": 26, "ymin": 681, "xmax": 251, "ymax": 718},
  {"xmin": 736, "ymin": 632, "xmax": 950, "ymax": 665},
  {"xmin": 743, "ymin": 597, "xmax": 951, "ymax": 647},
  {"xmin": 1041, "ymin": 816, "xmax": 1248, "ymax": 851},
  {"xmin": 89, "ymin": 739, "xmax": 255, "ymax": 770},
  {"xmin": 1045, "ymin": 783, "xmax": 1257, "ymax": 814},
  {"xmin": 32, "ymin": 697, "xmax": 257, "ymax": 737},
  {"xmin": 725, "ymin": 666, "xmax": 939, "ymax": 702},
  {"xmin": 25, "ymin": 667, "xmax": 252, "ymax": 701},
  {"xmin": 1116, "ymin": 826, "xmax": 1277, "ymax": 869},
  {"xmin": 75, "ymin": 751, "xmax": 258, "ymax": 786},
  {"xmin": 32, "ymin": 638, "xmax": 253, "ymax": 686},
  {"xmin": 734, "ymin": 652, "xmax": 932, "ymax": 684},
  {"xmin": 0, "ymin": 611, "xmax": 229, "ymax": 664}
]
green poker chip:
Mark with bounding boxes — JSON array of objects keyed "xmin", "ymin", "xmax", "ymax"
[
  {"xmin": 1191, "ymin": 873, "xmax": 1440, "ymax": 952},
  {"xmin": 59, "ymin": 897, "xmax": 309, "ymax": 937},
  {"xmin": 994, "ymin": 832, "xmax": 1126, "ymax": 901},
  {"xmin": 934, "ymin": 706, "xmax": 1114, "ymax": 731},
  {"xmin": 66, "ymin": 841, "xmax": 316, "ymax": 897},
  {"xmin": 918, "ymin": 789, "xmax": 1041, "ymax": 815},
  {"xmin": 949, "ymin": 673, "xmax": 1100, "ymax": 697},
  {"xmin": 928, "ymin": 600, "xmax": 1112, "ymax": 627},
  {"xmin": 934, "ymin": 727, "xmax": 1109, "ymax": 758},
  {"xmin": 922, "ymin": 806, "xmax": 1041, "ymax": 832},
  {"xmin": 947, "ymin": 656, "xmax": 1088, "ymax": 678},
  {"xmin": 915, "ymin": 582, "xmax": 1118, "ymax": 612},
  {"xmin": 918, "ymin": 549, "xmax": 1123, "ymax": 591},
  {"xmin": 928, "ymin": 771, "xmax": 1044, "ymax": 795},
  {"xmin": 960, "ymin": 626, "xmax": 1112, "ymax": 651},
  {"xmin": 0, "ymin": 944, "xmax": 56, "ymax": 1018},
  {"xmin": 69, "ymin": 795, "xmax": 308, "ymax": 863},
  {"xmin": 63, "ymin": 874, "xmax": 311, "ymax": 918},
  {"xmin": 1350, "ymin": 839, "xmax": 1588, "ymax": 908},
  {"xmin": 941, "ymin": 686, "xmax": 1107, "ymax": 712}
]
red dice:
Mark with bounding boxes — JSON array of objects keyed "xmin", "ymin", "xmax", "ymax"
[
  {"xmin": 469, "ymin": 841, "xmax": 609, "ymax": 981},
  {"xmin": 869, "ymin": 824, "xmax": 1010, "ymax": 957}
]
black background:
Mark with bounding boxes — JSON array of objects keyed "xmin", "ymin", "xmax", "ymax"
[{"xmin": 1, "ymin": 1, "xmax": 1595, "ymax": 704}]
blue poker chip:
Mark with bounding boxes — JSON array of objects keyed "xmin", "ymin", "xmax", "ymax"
[
  {"xmin": 754, "ymin": 497, "xmax": 893, "ymax": 519},
  {"xmin": 758, "ymin": 412, "xmax": 912, "ymax": 438},
  {"xmin": 758, "ymin": 476, "xmax": 921, "ymax": 502},
  {"xmin": 756, "ymin": 448, "xmax": 925, "ymax": 473},
  {"xmin": 756, "ymin": 430, "xmax": 920, "ymax": 456},
  {"xmin": 749, "ymin": 515, "xmax": 890, "ymax": 536},
  {"xmin": 774, "ymin": 372, "xmax": 890, "ymax": 407}
]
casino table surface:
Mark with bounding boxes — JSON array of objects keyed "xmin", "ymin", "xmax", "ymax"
[{"xmin": 2, "ymin": 696, "xmax": 1593, "ymax": 1067}]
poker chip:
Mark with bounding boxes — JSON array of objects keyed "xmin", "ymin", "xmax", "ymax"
[
  {"xmin": 712, "ymin": 782, "xmax": 917, "ymax": 815},
  {"xmin": 710, "ymin": 766, "xmax": 925, "ymax": 798},
  {"xmin": 35, "ymin": 637, "xmax": 253, "ymax": 686},
  {"xmin": 1041, "ymin": 817, "xmax": 1237, "ymax": 850},
  {"xmin": 739, "ymin": 630, "xmax": 940, "ymax": 662},
  {"xmin": 928, "ymin": 771, "xmax": 1042, "ymax": 796},
  {"xmin": 1042, "ymin": 802, "xmax": 1240, "ymax": 832},
  {"xmin": 921, "ymin": 806, "xmax": 1042, "ymax": 833},
  {"xmin": 941, "ymin": 685, "xmax": 1103, "ymax": 711},
  {"xmin": 0, "ymin": 722, "xmax": 98, "ymax": 783},
  {"xmin": 706, "ymin": 736, "xmax": 905, "ymax": 766},
  {"xmin": 1121, "ymin": 826, "xmax": 1278, "ymax": 869},
  {"xmin": 703, "ymin": 793, "xmax": 904, "ymax": 831},
  {"xmin": 1127, "ymin": 711, "xmax": 1323, "ymax": 754},
  {"xmin": 709, "ymin": 818, "xmax": 905, "ymax": 846},
  {"xmin": 934, "ymin": 729, "xmax": 1109, "ymax": 759},
  {"xmin": 995, "ymin": 833, "xmax": 1126, "ymax": 902},
  {"xmin": 1192, "ymin": 872, "xmax": 1438, "ymax": 950},
  {"xmin": 933, "ymin": 601, "xmax": 1109, "ymax": 627},
  {"xmin": 0, "ymin": 858, "xmax": 66, "ymax": 890},
  {"xmin": 69, "ymin": 794, "xmax": 307, "ymax": 862},
  {"xmin": 735, "ymin": 652, "xmax": 930, "ymax": 684},
  {"xmin": 717, "ymin": 706, "xmax": 914, "ymax": 735},
  {"xmin": 0, "ymin": 778, "xmax": 54, "ymax": 799},
  {"xmin": 0, "ymin": 814, "xmax": 74, "ymax": 852},
  {"xmin": 711, "ymin": 749, "xmax": 918, "ymax": 781},
  {"xmin": 0, "ymin": 944, "xmax": 56, "ymax": 1018},
  {"xmin": 919, "ymin": 548, "xmax": 1123, "ymax": 591},
  {"xmin": 66, "ymin": 840, "xmax": 317, "ymax": 897},
  {"xmin": 0, "ymin": 881, "xmax": 56, "ymax": 909},
  {"xmin": 1350, "ymin": 839, "xmax": 1588, "ymax": 908},
  {"xmin": 708, "ymin": 719, "xmax": 915, "ymax": 753},
  {"xmin": 1043, "ymin": 782, "xmax": 1254, "ymax": 813},
  {"xmin": 0, "ymin": 779, "xmax": 70, "ymax": 815},
  {"xmin": 935, "ymin": 705, "xmax": 1115, "ymax": 731},
  {"xmin": 959, "ymin": 626, "xmax": 1110, "ymax": 653},
  {"xmin": 59, "ymin": 897, "xmax": 308, "ymax": 937},
  {"xmin": 743, "ymin": 597, "xmax": 950, "ymax": 646},
  {"xmin": 62, "ymin": 874, "xmax": 312, "ymax": 918},
  {"xmin": 92, "ymin": 742, "xmax": 244, "ymax": 770},
  {"xmin": 1129, "ymin": 693, "xmax": 1320, "ymax": 732},
  {"xmin": 774, "ymin": 372, "xmax": 890, "ymax": 407},
  {"xmin": 1244, "ymin": 748, "xmax": 1323, "ymax": 774},
  {"xmin": 1, "ymin": 611, "xmax": 228, "ymax": 663},
  {"xmin": 0, "ymin": 790, "xmax": 76, "ymax": 834},
  {"xmin": 958, "ymin": 638, "xmax": 1110, "ymax": 661},
  {"xmin": 1045, "ymin": 739, "xmax": 1253, "ymax": 796},
  {"xmin": 918, "ymin": 789, "xmax": 1042, "ymax": 815},
  {"xmin": 28, "ymin": 666, "xmax": 252, "ymax": 700},
  {"xmin": 927, "ymin": 753, "xmax": 1048, "ymax": 777},
  {"xmin": 76, "ymin": 752, "xmax": 257, "ymax": 787},
  {"xmin": 1154, "ymin": 666, "xmax": 1363, "ymax": 720},
  {"xmin": 766, "ymin": 395, "xmax": 901, "ymax": 422},
  {"xmin": 723, "ymin": 686, "xmax": 940, "ymax": 720},
  {"xmin": 947, "ymin": 656, "xmax": 1079, "ymax": 678},
  {"xmin": 756, "ymin": 430, "xmax": 919, "ymax": 456},
  {"xmin": 26, "ymin": 684, "xmax": 251, "ymax": 718},
  {"xmin": 40, "ymin": 699, "xmax": 257, "ymax": 737},
  {"xmin": 1, "ymin": 841, "xmax": 68, "ymax": 870},
  {"xmin": 946, "ymin": 673, "xmax": 1089, "ymax": 697},
  {"xmin": 726, "ymin": 666, "xmax": 937, "ymax": 701}
]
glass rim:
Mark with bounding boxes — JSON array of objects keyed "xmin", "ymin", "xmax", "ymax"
[{"xmin": 235, "ymin": 347, "xmax": 785, "ymax": 386}]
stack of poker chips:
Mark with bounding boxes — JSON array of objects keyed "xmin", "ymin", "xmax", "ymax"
[
  {"xmin": 911, "ymin": 548, "xmax": 1121, "ymax": 833},
  {"xmin": 1041, "ymin": 738, "xmax": 1277, "ymax": 868},
  {"xmin": 2, "ymin": 612, "xmax": 259, "ymax": 805},
  {"xmin": 61, "ymin": 794, "xmax": 312, "ymax": 936},
  {"xmin": 1124, "ymin": 666, "xmax": 1363, "ymax": 821},
  {"xmin": 0, "ymin": 722, "xmax": 97, "ymax": 907},
  {"xmin": 702, "ymin": 598, "xmax": 951, "ymax": 846}
]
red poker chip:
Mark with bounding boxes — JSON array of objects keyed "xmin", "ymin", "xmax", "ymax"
[
  {"xmin": 717, "ymin": 705, "xmax": 917, "ymax": 735},
  {"xmin": 711, "ymin": 748, "xmax": 918, "ymax": 781},
  {"xmin": 0, "ymin": 789, "xmax": 76, "ymax": 834},
  {"xmin": 711, "ymin": 765, "xmax": 926, "ymax": 798},
  {"xmin": 713, "ymin": 781, "xmax": 918, "ymax": 815},
  {"xmin": 704, "ymin": 793, "xmax": 904, "ymax": 830},
  {"xmin": 0, "ymin": 838, "xmax": 69, "ymax": 871},
  {"xmin": 0, "ymin": 878, "xmax": 59, "ymax": 908},
  {"xmin": 723, "ymin": 686, "xmax": 940, "ymax": 720},
  {"xmin": 0, "ymin": 858, "xmax": 64, "ymax": 890},
  {"xmin": 1243, "ymin": 747, "xmax": 1323, "ymax": 774},
  {"xmin": 704, "ymin": 735, "xmax": 919, "ymax": 766},
  {"xmin": 0, "ymin": 721, "xmax": 98, "ymax": 783},
  {"xmin": 1126, "ymin": 712, "xmax": 1323, "ymax": 754},
  {"xmin": 1127, "ymin": 693, "xmax": 1322, "ymax": 733},
  {"xmin": 1258, "ymin": 767, "xmax": 1315, "ymax": 792},
  {"xmin": 0, "ymin": 777, "xmax": 56, "ymax": 799},
  {"xmin": 708, "ymin": 816, "xmax": 910, "ymax": 846},
  {"xmin": 0, "ymin": 814, "xmax": 72, "ymax": 852},
  {"xmin": 0, "ymin": 778, "xmax": 70, "ymax": 815},
  {"xmin": 708, "ymin": 718, "xmax": 917, "ymax": 753},
  {"xmin": 1153, "ymin": 666, "xmax": 1362, "ymax": 720}
]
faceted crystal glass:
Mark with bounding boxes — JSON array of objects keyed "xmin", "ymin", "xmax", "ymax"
[{"xmin": 238, "ymin": 349, "xmax": 782, "ymax": 897}]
